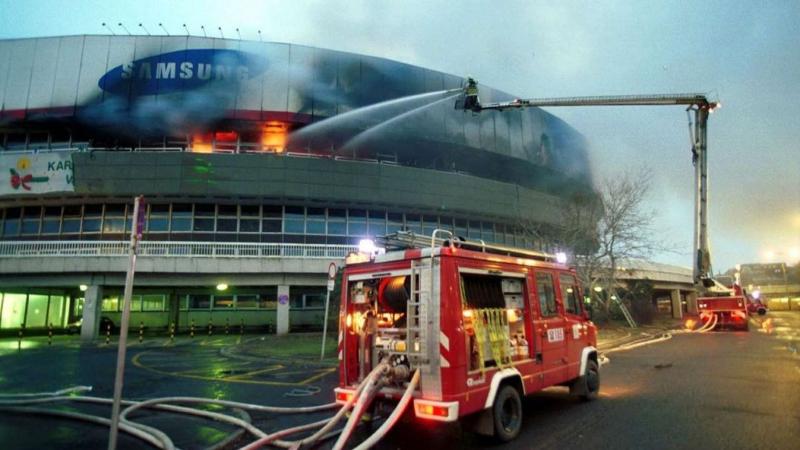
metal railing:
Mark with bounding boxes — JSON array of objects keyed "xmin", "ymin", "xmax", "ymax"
[{"xmin": 0, "ymin": 241, "xmax": 358, "ymax": 259}]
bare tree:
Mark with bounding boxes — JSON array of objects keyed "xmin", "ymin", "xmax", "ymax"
[{"xmin": 521, "ymin": 167, "xmax": 663, "ymax": 317}]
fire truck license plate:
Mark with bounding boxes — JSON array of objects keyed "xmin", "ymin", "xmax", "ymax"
[{"xmin": 547, "ymin": 328, "xmax": 564, "ymax": 342}]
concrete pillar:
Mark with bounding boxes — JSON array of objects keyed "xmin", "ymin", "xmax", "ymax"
[
  {"xmin": 276, "ymin": 285, "xmax": 290, "ymax": 335},
  {"xmin": 670, "ymin": 289, "xmax": 683, "ymax": 319},
  {"xmin": 80, "ymin": 285, "xmax": 103, "ymax": 343},
  {"xmin": 686, "ymin": 292, "xmax": 698, "ymax": 314}
]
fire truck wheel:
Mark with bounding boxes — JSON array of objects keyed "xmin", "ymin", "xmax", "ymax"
[
  {"xmin": 580, "ymin": 359, "xmax": 600, "ymax": 401},
  {"xmin": 492, "ymin": 384, "xmax": 523, "ymax": 442}
]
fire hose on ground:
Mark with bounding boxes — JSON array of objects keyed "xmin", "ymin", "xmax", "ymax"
[{"xmin": 0, "ymin": 360, "xmax": 418, "ymax": 450}]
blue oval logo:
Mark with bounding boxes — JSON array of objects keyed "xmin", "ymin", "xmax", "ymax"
[{"xmin": 98, "ymin": 49, "xmax": 267, "ymax": 96}]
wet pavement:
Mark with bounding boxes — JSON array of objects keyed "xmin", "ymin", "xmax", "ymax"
[
  {"xmin": 2, "ymin": 315, "xmax": 795, "ymax": 449},
  {"xmin": 0, "ymin": 334, "xmax": 339, "ymax": 449}
]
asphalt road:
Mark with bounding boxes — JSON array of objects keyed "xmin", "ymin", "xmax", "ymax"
[
  {"xmin": 375, "ymin": 312, "xmax": 800, "ymax": 450},
  {"xmin": 0, "ymin": 314, "xmax": 797, "ymax": 449}
]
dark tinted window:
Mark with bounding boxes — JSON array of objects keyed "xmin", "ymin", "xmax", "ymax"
[
  {"xmin": 560, "ymin": 274, "xmax": 582, "ymax": 315},
  {"xmin": 535, "ymin": 272, "xmax": 558, "ymax": 317}
]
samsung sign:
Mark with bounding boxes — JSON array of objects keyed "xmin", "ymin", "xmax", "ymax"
[{"xmin": 98, "ymin": 49, "xmax": 267, "ymax": 96}]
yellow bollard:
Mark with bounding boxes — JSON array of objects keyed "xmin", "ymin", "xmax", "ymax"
[
  {"xmin": 190, "ymin": 319, "xmax": 195, "ymax": 339},
  {"xmin": 48, "ymin": 323, "xmax": 53, "ymax": 346},
  {"xmin": 208, "ymin": 319, "xmax": 213, "ymax": 336},
  {"xmin": 105, "ymin": 323, "xmax": 111, "ymax": 345},
  {"xmin": 139, "ymin": 322, "xmax": 144, "ymax": 344},
  {"xmin": 169, "ymin": 322, "xmax": 175, "ymax": 343}
]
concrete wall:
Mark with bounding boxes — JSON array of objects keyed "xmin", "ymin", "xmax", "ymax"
[{"xmin": 72, "ymin": 152, "xmax": 565, "ymax": 226}]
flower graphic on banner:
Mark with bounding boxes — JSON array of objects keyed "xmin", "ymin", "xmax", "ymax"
[{"xmin": 9, "ymin": 158, "xmax": 49, "ymax": 191}]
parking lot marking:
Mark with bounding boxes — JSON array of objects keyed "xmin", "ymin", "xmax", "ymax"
[{"xmin": 131, "ymin": 351, "xmax": 335, "ymax": 387}]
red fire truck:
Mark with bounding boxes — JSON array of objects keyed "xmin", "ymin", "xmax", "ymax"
[{"xmin": 335, "ymin": 231, "xmax": 599, "ymax": 442}]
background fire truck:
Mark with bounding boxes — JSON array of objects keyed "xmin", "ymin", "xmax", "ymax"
[{"xmin": 335, "ymin": 231, "xmax": 599, "ymax": 442}]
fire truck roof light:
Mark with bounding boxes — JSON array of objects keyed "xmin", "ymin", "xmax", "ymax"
[
  {"xmin": 358, "ymin": 239, "xmax": 376, "ymax": 253},
  {"xmin": 555, "ymin": 252, "xmax": 567, "ymax": 264}
]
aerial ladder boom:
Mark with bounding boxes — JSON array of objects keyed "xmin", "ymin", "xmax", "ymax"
[{"xmin": 458, "ymin": 78, "xmax": 720, "ymax": 294}]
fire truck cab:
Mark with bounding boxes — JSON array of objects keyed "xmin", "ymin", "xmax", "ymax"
[{"xmin": 335, "ymin": 232, "xmax": 599, "ymax": 442}]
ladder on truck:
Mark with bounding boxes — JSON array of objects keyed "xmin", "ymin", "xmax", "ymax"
[
  {"xmin": 406, "ymin": 258, "xmax": 432, "ymax": 368},
  {"xmin": 378, "ymin": 230, "xmax": 557, "ymax": 262}
]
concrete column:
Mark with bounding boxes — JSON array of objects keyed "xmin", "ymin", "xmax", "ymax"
[
  {"xmin": 276, "ymin": 285, "xmax": 290, "ymax": 335},
  {"xmin": 670, "ymin": 289, "xmax": 683, "ymax": 319},
  {"xmin": 686, "ymin": 292, "xmax": 698, "ymax": 314},
  {"xmin": 80, "ymin": 285, "xmax": 103, "ymax": 343}
]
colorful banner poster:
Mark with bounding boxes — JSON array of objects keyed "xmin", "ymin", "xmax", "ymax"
[{"xmin": 1, "ymin": 152, "xmax": 74, "ymax": 195}]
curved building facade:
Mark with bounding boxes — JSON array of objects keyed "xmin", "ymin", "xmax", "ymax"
[{"xmin": 0, "ymin": 35, "xmax": 595, "ymax": 337}]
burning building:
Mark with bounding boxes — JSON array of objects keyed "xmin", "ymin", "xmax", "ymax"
[{"xmin": 0, "ymin": 35, "xmax": 595, "ymax": 336}]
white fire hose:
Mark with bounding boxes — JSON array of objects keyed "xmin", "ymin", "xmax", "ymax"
[{"xmin": 0, "ymin": 359, "xmax": 418, "ymax": 450}]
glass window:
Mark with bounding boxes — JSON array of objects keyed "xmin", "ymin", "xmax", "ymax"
[
  {"xmin": 84, "ymin": 204, "xmax": 103, "ymax": 217},
  {"xmin": 216, "ymin": 218, "xmax": 237, "ymax": 232},
  {"xmin": 285, "ymin": 206, "xmax": 304, "ymax": 220},
  {"xmin": 328, "ymin": 208, "xmax": 346, "ymax": 219},
  {"xmin": 43, "ymin": 206, "xmax": 62, "ymax": 218},
  {"xmin": 82, "ymin": 218, "xmax": 101, "ymax": 233},
  {"xmin": 195, "ymin": 204, "xmax": 215, "ymax": 216},
  {"xmin": 63, "ymin": 205, "xmax": 81, "ymax": 217},
  {"xmin": 240, "ymin": 219, "xmax": 260, "ymax": 232},
  {"xmin": 535, "ymin": 272, "xmax": 558, "ymax": 317},
  {"xmin": 262, "ymin": 205, "xmax": 282, "ymax": 218},
  {"xmin": 218, "ymin": 204, "xmax": 237, "ymax": 216},
  {"xmin": 105, "ymin": 204, "xmax": 126, "ymax": 216},
  {"xmin": 171, "ymin": 218, "xmax": 192, "ymax": 232},
  {"xmin": 62, "ymin": 219, "xmax": 80, "ymax": 233},
  {"xmin": 3, "ymin": 219, "xmax": 19, "ymax": 236},
  {"xmin": 103, "ymin": 218, "xmax": 125, "ymax": 233},
  {"xmin": 189, "ymin": 294, "xmax": 211, "ymax": 309},
  {"xmin": 236, "ymin": 295, "xmax": 258, "ymax": 308},
  {"xmin": 560, "ymin": 274, "xmax": 582, "ymax": 315},
  {"xmin": 307, "ymin": 207, "xmax": 325, "ymax": 220},
  {"xmin": 422, "ymin": 215, "xmax": 438, "ymax": 236},
  {"xmin": 21, "ymin": 219, "xmax": 40, "ymax": 235},
  {"xmin": 48, "ymin": 295, "xmax": 65, "ymax": 327},
  {"xmin": 1, "ymin": 293, "xmax": 26, "ymax": 329},
  {"xmin": 142, "ymin": 295, "xmax": 166, "ymax": 311},
  {"xmin": 348, "ymin": 222, "xmax": 366, "ymax": 236},
  {"xmin": 240, "ymin": 205, "xmax": 260, "ymax": 217},
  {"xmin": 482, "ymin": 222, "xmax": 495, "ymax": 243},
  {"xmin": 172, "ymin": 203, "xmax": 192, "ymax": 217},
  {"xmin": 387, "ymin": 212, "xmax": 403, "ymax": 234},
  {"xmin": 327, "ymin": 221, "xmax": 346, "ymax": 235},
  {"xmin": 131, "ymin": 295, "xmax": 142, "ymax": 312},
  {"xmin": 213, "ymin": 295, "xmax": 234, "ymax": 308},
  {"xmin": 368, "ymin": 210, "xmax": 386, "ymax": 235},
  {"xmin": 306, "ymin": 220, "xmax": 325, "ymax": 234},
  {"xmin": 262, "ymin": 219, "xmax": 281, "ymax": 233},
  {"xmin": 23, "ymin": 206, "xmax": 42, "ymax": 218},
  {"xmin": 150, "ymin": 204, "xmax": 169, "ymax": 214},
  {"xmin": 468, "ymin": 221, "xmax": 481, "ymax": 239},
  {"xmin": 147, "ymin": 218, "xmax": 168, "ymax": 232},
  {"xmin": 405, "ymin": 214, "xmax": 422, "ymax": 233},
  {"xmin": 285, "ymin": 219, "xmax": 304, "ymax": 234},
  {"xmin": 5, "ymin": 207, "xmax": 22, "ymax": 219},
  {"xmin": 193, "ymin": 218, "xmax": 214, "ymax": 232},
  {"xmin": 26, "ymin": 294, "xmax": 48, "ymax": 328},
  {"xmin": 102, "ymin": 296, "xmax": 119, "ymax": 312}
]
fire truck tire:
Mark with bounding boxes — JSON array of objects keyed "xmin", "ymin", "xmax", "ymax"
[
  {"xmin": 492, "ymin": 384, "xmax": 523, "ymax": 442},
  {"xmin": 577, "ymin": 359, "xmax": 600, "ymax": 402}
]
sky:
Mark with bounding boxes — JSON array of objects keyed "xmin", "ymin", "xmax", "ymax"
[{"xmin": 1, "ymin": 0, "xmax": 798, "ymax": 271}]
